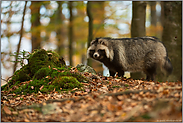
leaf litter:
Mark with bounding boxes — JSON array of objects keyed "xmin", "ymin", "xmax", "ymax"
[{"xmin": 1, "ymin": 71, "xmax": 182, "ymax": 122}]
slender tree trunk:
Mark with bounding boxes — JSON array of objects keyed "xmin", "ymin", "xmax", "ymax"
[
  {"xmin": 131, "ymin": 1, "xmax": 147, "ymax": 37},
  {"xmin": 30, "ymin": 1, "xmax": 41, "ymax": 52},
  {"xmin": 160, "ymin": 2, "xmax": 164, "ymax": 26},
  {"xmin": 68, "ymin": 1, "xmax": 73, "ymax": 66},
  {"xmin": 89, "ymin": 1, "xmax": 105, "ymax": 74},
  {"xmin": 56, "ymin": 1, "xmax": 65, "ymax": 56},
  {"xmin": 13, "ymin": 1, "xmax": 27, "ymax": 73},
  {"xmin": 161, "ymin": 1, "xmax": 182, "ymax": 81},
  {"xmin": 131, "ymin": 1, "xmax": 147, "ymax": 79},
  {"xmin": 87, "ymin": 1, "xmax": 93, "ymax": 66},
  {"xmin": 150, "ymin": 1, "xmax": 157, "ymax": 26}
]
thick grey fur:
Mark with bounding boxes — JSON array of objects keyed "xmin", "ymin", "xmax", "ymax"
[{"xmin": 87, "ymin": 36, "xmax": 173, "ymax": 81}]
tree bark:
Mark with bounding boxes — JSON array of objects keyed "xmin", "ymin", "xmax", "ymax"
[
  {"xmin": 13, "ymin": 1, "xmax": 27, "ymax": 73},
  {"xmin": 149, "ymin": 1, "xmax": 157, "ymax": 26},
  {"xmin": 30, "ymin": 1, "xmax": 42, "ymax": 52},
  {"xmin": 161, "ymin": 1, "xmax": 182, "ymax": 81},
  {"xmin": 87, "ymin": 1, "xmax": 93, "ymax": 66},
  {"xmin": 68, "ymin": 1, "xmax": 74, "ymax": 66},
  {"xmin": 56, "ymin": 1, "xmax": 65, "ymax": 56},
  {"xmin": 131, "ymin": 1, "xmax": 147, "ymax": 79},
  {"xmin": 131, "ymin": 1, "xmax": 147, "ymax": 37}
]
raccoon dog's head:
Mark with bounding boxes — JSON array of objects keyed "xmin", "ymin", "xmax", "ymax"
[{"xmin": 87, "ymin": 38, "xmax": 114, "ymax": 61}]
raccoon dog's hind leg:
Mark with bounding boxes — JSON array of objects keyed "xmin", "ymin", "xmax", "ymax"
[
  {"xmin": 145, "ymin": 63, "xmax": 157, "ymax": 81},
  {"xmin": 144, "ymin": 51, "xmax": 157, "ymax": 81}
]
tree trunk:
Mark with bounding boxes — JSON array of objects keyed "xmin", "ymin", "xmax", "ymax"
[
  {"xmin": 149, "ymin": 1, "xmax": 157, "ymax": 26},
  {"xmin": 68, "ymin": 1, "xmax": 73, "ymax": 66},
  {"xmin": 89, "ymin": 1, "xmax": 105, "ymax": 74},
  {"xmin": 161, "ymin": 1, "xmax": 182, "ymax": 81},
  {"xmin": 56, "ymin": 1, "xmax": 65, "ymax": 56},
  {"xmin": 131, "ymin": 1, "xmax": 147, "ymax": 79},
  {"xmin": 87, "ymin": 1, "xmax": 93, "ymax": 66},
  {"xmin": 13, "ymin": 1, "xmax": 27, "ymax": 73},
  {"xmin": 30, "ymin": 1, "xmax": 42, "ymax": 52},
  {"xmin": 131, "ymin": 1, "xmax": 147, "ymax": 38}
]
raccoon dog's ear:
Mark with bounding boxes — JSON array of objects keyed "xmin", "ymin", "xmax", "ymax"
[
  {"xmin": 90, "ymin": 40, "xmax": 96, "ymax": 45},
  {"xmin": 99, "ymin": 39, "xmax": 108, "ymax": 46},
  {"xmin": 101, "ymin": 40, "xmax": 108, "ymax": 46}
]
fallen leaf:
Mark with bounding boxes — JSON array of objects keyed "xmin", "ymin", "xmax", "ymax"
[
  {"xmin": 39, "ymin": 85, "xmax": 44, "ymax": 90},
  {"xmin": 174, "ymin": 93, "xmax": 180, "ymax": 97},
  {"xmin": 3, "ymin": 105, "xmax": 11, "ymax": 115}
]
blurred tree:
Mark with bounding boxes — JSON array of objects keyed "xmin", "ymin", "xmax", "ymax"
[
  {"xmin": 68, "ymin": 1, "xmax": 74, "ymax": 66},
  {"xmin": 30, "ymin": 1, "xmax": 42, "ymax": 52},
  {"xmin": 90, "ymin": 1, "xmax": 105, "ymax": 74},
  {"xmin": 87, "ymin": 1, "xmax": 93, "ymax": 67},
  {"xmin": 131, "ymin": 1, "xmax": 147, "ymax": 79},
  {"xmin": 161, "ymin": 1, "xmax": 182, "ymax": 81},
  {"xmin": 149, "ymin": 1, "xmax": 157, "ymax": 26},
  {"xmin": 131, "ymin": 1, "xmax": 146, "ymax": 37},
  {"xmin": 146, "ymin": 2, "xmax": 162, "ymax": 39},
  {"xmin": 55, "ymin": 1, "xmax": 65, "ymax": 56},
  {"xmin": 71, "ymin": 2, "xmax": 88, "ymax": 66},
  {"xmin": 13, "ymin": 1, "xmax": 27, "ymax": 73}
]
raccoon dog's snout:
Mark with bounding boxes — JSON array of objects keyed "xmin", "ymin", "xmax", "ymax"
[{"xmin": 93, "ymin": 52, "xmax": 100, "ymax": 58}]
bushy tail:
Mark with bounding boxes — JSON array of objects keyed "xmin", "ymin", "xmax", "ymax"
[{"xmin": 164, "ymin": 57, "xmax": 173, "ymax": 76}]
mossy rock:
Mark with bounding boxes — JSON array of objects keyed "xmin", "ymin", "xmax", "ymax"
[
  {"xmin": 5, "ymin": 64, "xmax": 31, "ymax": 88},
  {"xmin": 2, "ymin": 49, "xmax": 91, "ymax": 95},
  {"xmin": 28, "ymin": 49, "xmax": 65, "ymax": 76},
  {"xmin": 2, "ymin": 49, "xmax": 66, "ymax": 91},
  {"xmin": 52, "ymin": 76, "xmax": 83, "ymax": 90},
  {"xmin": 76, "ymin": 63, "xmax": 96, "ymax": 75},
  {"xmin": 33, "ymin": 67, "xmax": 52, "ymax": 80}
]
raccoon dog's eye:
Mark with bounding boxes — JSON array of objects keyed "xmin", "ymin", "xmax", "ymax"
[
  {"xmin": 98, "ymin": 49, "xmax": 105, "ymax": 52},
  {"xmin": 90, "ymin": 50, "xmax": 95, "ymax": 54},
  {"xmin": 98, "ymin": 49, "xmax": 105, "ymax": 54}
]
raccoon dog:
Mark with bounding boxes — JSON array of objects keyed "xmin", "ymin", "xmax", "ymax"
[{"xmin": 87, "ymin": 37, "xmax": 173, "ymax": 81}]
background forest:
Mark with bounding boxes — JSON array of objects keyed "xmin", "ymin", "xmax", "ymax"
[{"xmin": 1, "ymin": 1, "xmax": 182, "ymax": 85}]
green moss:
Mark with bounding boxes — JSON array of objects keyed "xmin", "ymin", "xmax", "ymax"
[
  {"xmin": 112, "ymin": 85, "xmax": 121, "ymax": 88},
  {"xmin": 124, "ymin": 84, "xmax": 129, "ymax": 87},
  {"xmin": 2, "ymin": 49, "xmax": 91, "ymax": 95},
  {"xmin": 33, "ymin": 67, "xmax": 52, "ymax": 80},
  {"xmin": 141, "ymin": 114, "xmax": 151, "ymax": 119},
  {"xmin": 28, "ymin": 49, "xmax": 65, "ymax": 77},
  {"xmin": 52, "ymin": 76, "xmax": 83, "ymax": 90}
]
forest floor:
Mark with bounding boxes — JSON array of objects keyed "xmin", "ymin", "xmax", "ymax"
[{"xmin": 1, "ymin": 73, "xmax": 182, "ymax": 122}]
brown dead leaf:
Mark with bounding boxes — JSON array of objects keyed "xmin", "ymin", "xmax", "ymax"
[
  {"xmin": 9, "ymin": 99, "xmax": 15, "ymax": 104},
  {"xmin": 174, "ymin": 93, "xmax": 180, "ymax": 97},
  {"xmin": 163, "ymin": 90, "xmax": 169, "ymax": 95},
  {"xmin": 39, "ymin": 85, "xmax": 44, "ymax": 91},
  {"xmin": 12, "ymin": 111, "xmax": 18, "ymax": 115},
  {"xmin": 15, "ymin": 97, "xmax": 20, "ymax": 101},
  {"xmin": 117, "ymin": 95, "xmax": 124, "ymax": 100},
  {"xmin": 31, "ymin": 86, "xmax": 34, "ymax": 89},
  {"xmin": 107, "ymin": 103, "xmax": 116, "ymax": 111},
  {"xmin": 3, "ymin": 105, "xmax": 12, "ymax": 115},
  {"xmin": 81, "ymin": 82, "xmax": 90, "ymax": 86},
  {"xmin": 131, "ymin": 102, "xmax": 137, "ymax": 107},
  {"xmin": 37, "ymin": 95, "xmax": 44, "ymax": 99}
]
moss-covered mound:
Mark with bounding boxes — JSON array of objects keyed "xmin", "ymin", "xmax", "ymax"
[{"xmin": 2, "ymin": 49, "xmax": 89, "ymax": 95}]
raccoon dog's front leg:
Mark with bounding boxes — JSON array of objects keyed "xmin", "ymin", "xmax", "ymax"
[
  {"xmin": 117, "ymin": 71, "xmax": 124, "ymax": 77},
  {"xmin": 109, "ymin": 70, "xmax": 116, "ymax": 77},
  {"xmin": 109, "ymin": 70, "xmax": 124, "ymax": 77}
]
